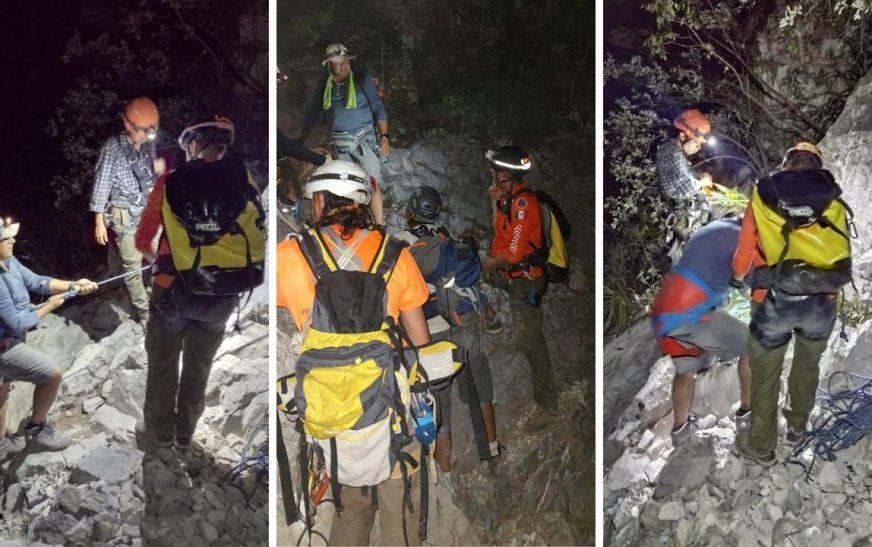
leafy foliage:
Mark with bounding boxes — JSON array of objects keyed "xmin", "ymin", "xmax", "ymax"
[
  {"xmin": 278, "ymin": 0, "xmax": 592, "ymax": 142},
  {"xmin": 605, "ymin": 0, "xmax": 872, "ymax": 332},
  {"xmin": 46, "ymin": 0, "xmax": 267, "ymax": 276}
]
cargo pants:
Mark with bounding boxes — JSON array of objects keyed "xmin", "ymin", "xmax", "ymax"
[
  {"xmin": 487, "ymin": 272, "xmax": 556, "ymax": 410},
  {"xmin": 747, "ymin": 292, "xmax": 836, "ymax": 454},
  {"xmin": 108, "ymin": 207, "xmax": 150, "ymax": 321},
  {"xmin": 142, "ymin": 283, "xmax": 236, "ymax": 444}
]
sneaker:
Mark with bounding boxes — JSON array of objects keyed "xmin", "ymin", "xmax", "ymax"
[
  {"xmin": 671, "ymin": 414, "xmax": 717, "ymax": 445},
  {"xmin": 733, "ymin": 432, "xmax": 777, "ymax": 467},
  {"xmin": 735, "ymin": 408, "xmax": 752, "ymax": 435},
  {"xmin": 0, "ymin": 435, "xmax": 25, "ymax": 461},
  {"xmin": 25, "ymin": 421, "xmax": 71, "ymax": 452}
]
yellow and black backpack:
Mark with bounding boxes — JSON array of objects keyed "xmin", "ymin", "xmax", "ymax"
[
  {"xmin": 751, "ymin": 168, "xmax": 854, "ymax": 294},
  {"xmin": 276, "ymin": 227, "xmax": 467, "ymax": 544},
  {"xmin": 161, "ymin": 157, "xmax": 266, "ymax": 295}
]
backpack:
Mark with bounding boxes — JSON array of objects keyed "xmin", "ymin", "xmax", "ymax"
[
  {"xmin": 406, "ymin": 225, "xmax": 487, "ymax": 326},
  {"xmin": 516, "ymin": 189, "xmax": 570, "ymax": 283},
  {"xmin": 751, "ymin": 169, "xmax": 854, "ymax": 294},
  {"xmin": 287, "ymin": 227, "xmax": 460, "ymax": 542},
  {"xmin": 161, "ymin": 157, "xmax": 266, "ymax": 296}
]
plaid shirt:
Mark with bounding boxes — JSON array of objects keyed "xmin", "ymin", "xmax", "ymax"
[
  {"xmin": 89, "ymin": 134, "xmax": 155, "ymax": 217},
  {"xmin": 656, "ymin": 139, "xmax": 699, "ymax": 201}
]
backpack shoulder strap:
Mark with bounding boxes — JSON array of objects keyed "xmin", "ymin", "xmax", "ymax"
[
  {"xmin": 371, "ymin": 231, "xmax": 407, "ymax": 283},
  {"xmin": 354, "ymin": 70, "xmax": 376, "ymax": 108},
  {"xmin": 298, "ymin": 228, "xmax": 335, "ymax": 281}
]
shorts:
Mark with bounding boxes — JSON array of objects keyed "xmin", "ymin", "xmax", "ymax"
[
  {"xmin": 0, "ymin": 339, "xmax": 58, "ymax": 384},
  {"xmin": 666, "ymin": 309, "xmax": 749, "ymax": 374}
]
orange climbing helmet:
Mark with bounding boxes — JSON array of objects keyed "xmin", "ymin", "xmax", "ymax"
[
  {"xmin": 673, "ymin": 109, "xmax": 711, "ymax": 142},
  {"xmin": 123, "ymin": 97, "xmax": 160, "ymax": 140}
]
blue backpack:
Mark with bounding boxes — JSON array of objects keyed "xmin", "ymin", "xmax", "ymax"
[{"xmin": 406, "ymin": 225, "xmax": 486, "ymax": 326}]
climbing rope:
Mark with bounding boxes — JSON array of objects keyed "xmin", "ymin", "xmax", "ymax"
[
  {"xmin": 789, "ymin": 371, "xmax": 872, "ymax": 478},
  {"xmin": 222, "ymin": 418, "xmax": 269, "ymax": 509}
]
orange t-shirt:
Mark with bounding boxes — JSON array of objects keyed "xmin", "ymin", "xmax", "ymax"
[
  {"xmin": 491, "ymin": 185, "xmax": 544, "ymax": 278},
  {"xmin": 276, "ymin": 227, "xmax": 430, "ymax": 330}
]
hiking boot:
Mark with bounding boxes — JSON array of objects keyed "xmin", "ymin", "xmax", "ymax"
[
  {"xmin": 135, "ymin": 421, "xmax": 173, "ymax": 452},
  {"xmin": 733, "ymin": 433, "xmax": 777, "ymax": 467},
  {"xmin": 671, "ymin": 414, "xmax": 717, "ymax": 446},
  {"xmin": 0, "ymin": 435, "xmax": 25, "ymax": 461},
  {"xmin": 785, "ymin": 428, "xmax": 805, "ymax": 446},
  {"xmin": 483, "ymin": 304, "xmax": 503, "ymax": 335},
  {"xmin": 25, "ymin": 421, "xmax": 71, "ymax": 452},
  {"xmin": 735, "ymin": 408, "xmax": 752, "ymax": 436}
]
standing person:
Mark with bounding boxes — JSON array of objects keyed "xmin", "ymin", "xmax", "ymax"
[
  {"xmin": 298, "ymin": 43, "xmax": 387, "ymax": 225},
  {"xmin": 481, "ymin": 145, "xmax": 557, "ymax": 410},
  {"xmin": 649, "ymin": 218, "xmax": 752, "ymax": 444},
  {"xmin": 731, "ymin": 142, "xmax": 851, "ymax": 465},
  {"xmin": 656, "ymin": 109, "xmax": 715, "ymax": 253},
  {"xmin": 135, "ymin": 115, "xmax": 265, "ymax": 450},
  {"xmin": 402, "ymin": 185, "xmax": 501, "ymax": 471},
  {"xmin": 0, "ymin": 219, "xmax": 98, "ymax": 456},
  {"xmin": 276, "ymin": 160, "xmax": 429, "ymax": 546},
  {"xmin": 89, "ymin": 96, "xmax": 164, "ymax": 325}
]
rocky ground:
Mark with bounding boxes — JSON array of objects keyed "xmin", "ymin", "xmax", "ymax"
[
  {"xmin": 0, "ymin": 282, "xmax": 269, "ymax": 546},
  {"xmin": 604, "ymin": 313, "xmax": 872, "ymax": 546},
  {"xmin": 275, "ymin": 142, "xmax": 595, "ymax": 545}
]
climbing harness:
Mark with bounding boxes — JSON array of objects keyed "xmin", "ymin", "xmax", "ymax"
[{"xmin": 789, "ymin": 371, "xmax": 872, "ymax": 479}]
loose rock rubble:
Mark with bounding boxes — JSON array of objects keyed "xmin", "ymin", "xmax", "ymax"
[
  {"xmin": 605, "ymin": 318, "xmax": 872, "ymax": 547},
  {"xmin": 0, "ymin": 289, "xmax": 269, "ymax": 545}
]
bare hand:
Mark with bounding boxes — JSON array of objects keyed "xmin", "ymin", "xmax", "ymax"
[
  {"xmin": 95, "ymin": 223, "xmax": 108, "ymax": 246},
  {"xmin": 154, "ymin": 157, "xmax": 167, "ymax": 177},
  {"xmin": 47, "ymin": 293, "xmax": 66, "ymax": 310},
  {"xmin": 379, "ymin": 138, "xmax": 390, "ymax": 158},
  {"xmin": 488, "ymin": 183, "xmax": 502, "ymax": 203},
  {"xmin": 73, "ymin": 279, "xmax": 98, "ymax": 295},
  {"xmin": 698, "ymin": 173, "xmax": 713, "ymax": 189}
]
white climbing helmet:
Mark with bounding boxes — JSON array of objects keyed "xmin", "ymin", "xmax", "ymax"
[{"xmin": 304, "ymin": 160, "xmax": 373, "ymax": 205}]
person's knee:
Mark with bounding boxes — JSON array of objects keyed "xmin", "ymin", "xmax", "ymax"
[{"xmin": 48, "ymin": 368, "xmax": 63, "ymax": 386}]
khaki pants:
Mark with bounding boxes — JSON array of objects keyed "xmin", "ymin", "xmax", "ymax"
[
  {"xmin": 487, "ymin": 272, "xmax": 556, "ymax": 409},
  {"xmin": 328, "ymin": 471, "xmax": 423, "ymax": 547},
  {"xmin": 109, "ymin": 207, "xmax": 150, "ymax": 319},
  {"xmin": 747, "ymin": 294, "xmax": 835, "ymax": 453}
]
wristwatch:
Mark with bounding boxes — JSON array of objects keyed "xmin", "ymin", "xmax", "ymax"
[{"xmin": 380, "ymin": 134, "xmax": 390, "ymax": 141}]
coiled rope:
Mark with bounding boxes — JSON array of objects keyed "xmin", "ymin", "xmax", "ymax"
[{"xmin": 790, "ymin": 371, "xmax": 872, "ymax": 478}]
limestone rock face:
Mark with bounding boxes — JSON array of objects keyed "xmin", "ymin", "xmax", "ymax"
[
  {"xmin": 277, "ymin": 138, "xmax": 594, "ymax": 545},
  {"xmin": 0, "ymin": 293, "xmax": 268, "ymax": 545}
]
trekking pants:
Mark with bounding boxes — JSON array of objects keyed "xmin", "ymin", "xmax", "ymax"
[
  {"xmin": 142, "ymin": 284, "xmax": 235, "ymax": 443},
  {"xmin": 487, "ymin": 272, "xmax": 556, "ymax": 410},
  {"xmin": 747, "ymin": 292, "xmax": 836, "ymax": 454},
  {"xmin": 328, "ymin": 470, "xmax": 422, "ymax": 546},
  {"xmin": 108, "ymin": 207, "xmax": 150, "ymax": 319},
  {"xmin": 432, "ymin": 325, "xmax": 495, "ymax": 433},
  {"xmin": 330, "ymin": 127, "xmax": 383, "ymax": 185}
]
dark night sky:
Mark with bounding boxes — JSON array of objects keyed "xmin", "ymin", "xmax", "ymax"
[{"xmin": 1, "ymin": 4, "xmax": 81, "ymax": 191}]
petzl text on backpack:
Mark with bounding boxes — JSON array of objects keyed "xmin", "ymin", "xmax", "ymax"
[
  {"xmin": 751, "ymin": 169, "xmax": 852, "ymax": 294},
  {"xmin": 293, "ymin": 228, "xmax": 417, "ymax": 487},
  {"xmin": 162, "ymin": 158, "xmax": 266, "ymax": 295}
]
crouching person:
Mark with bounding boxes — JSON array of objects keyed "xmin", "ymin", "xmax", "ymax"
[
  {"xmin": 0, "ymin": 219, "xmax": 97, "ymax": 456},
  {"xmin": 650, "ymin": 217, "xmax": 751, "ymax": 445}
]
